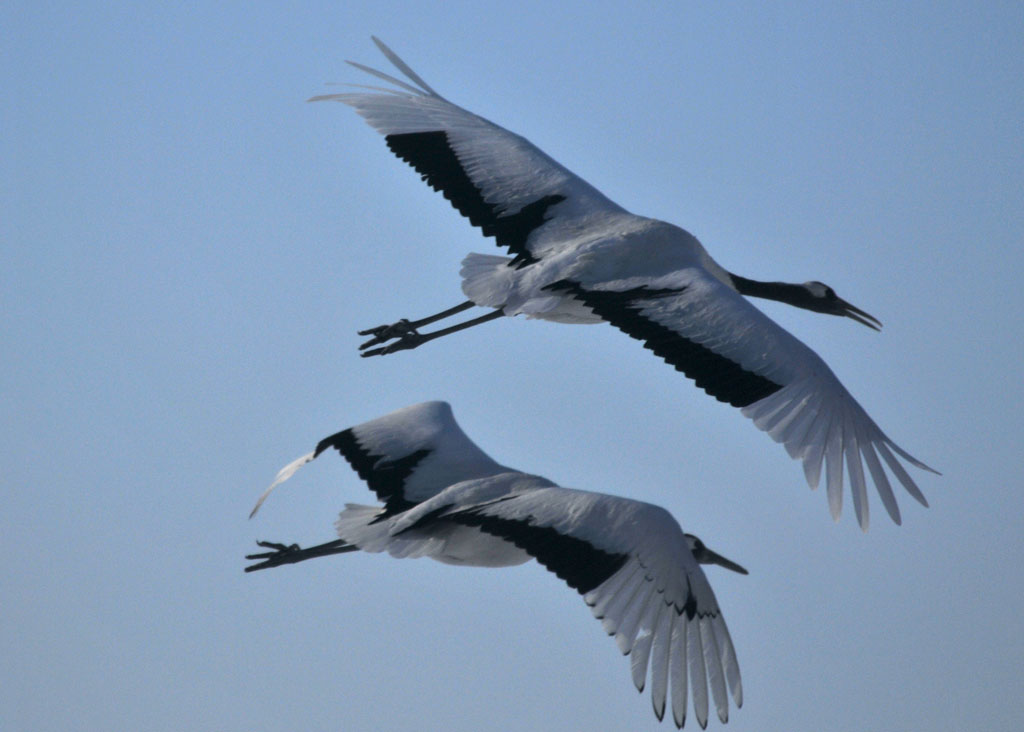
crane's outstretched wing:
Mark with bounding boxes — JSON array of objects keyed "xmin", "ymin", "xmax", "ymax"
[
  {"xmin": 547, "ymin": 272, "xmax": 937, "ymax": 531},
  {"xmin": 311, "ymin": 37, "xmax": 631, "ymax": 266},
  {"xmin": 425, "ymin": 484, "xmax": 743, "ymax": 729},
  {"xmin": 250, "ymin": 401, "xmax": 509, "ymax": 518}
]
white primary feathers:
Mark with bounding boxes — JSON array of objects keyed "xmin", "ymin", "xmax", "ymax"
[
  {"xmin": 247, "ymin": 401, "xmax": 747, "ymax": 729},
  {"xmin": 311, "ymin": 38, "xmax": 937, "ymax": 530}
]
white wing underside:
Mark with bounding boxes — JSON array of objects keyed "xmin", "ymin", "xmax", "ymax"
[
  {"xmin": 334, "ymin": 401, "xmax": 511, "ymax": 504},
  {"xmin": 460, "ymin": 484, "xmax": 742, "ymax": 728},
  {"xmin": 370, "ymin": 479, "xmax": 743, "ymax": 728},
  {"xmin": 626, "ymin": 271, "xmax": 936, "ymax": 529},
  {"xmin": 250, "ymin": 402, "xmax": 511, "ymax": 517},
  {"xmin": 311, "ymin": 37, "xmax": 629, "ymax": 262},
  {"xmin": 589, "ymin": 559, "xmax": 740, "ymax": 729}
]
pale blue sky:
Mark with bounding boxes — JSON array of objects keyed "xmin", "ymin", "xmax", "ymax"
[{"xmin": 4, "ymin": 2, "xmax": 1023, "ymax": 731}]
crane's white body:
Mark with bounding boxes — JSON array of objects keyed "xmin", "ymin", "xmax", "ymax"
[
  {"xmin": 459, "ymin": 217, "xmax": 729, "ymax": 323},
  {"xmin": 311, "ymin": 39, "xmax": 937, "ymax": 530},
  {"xmin": 251, "ymin": 401, "xmax": 742, "ymax": 728}
]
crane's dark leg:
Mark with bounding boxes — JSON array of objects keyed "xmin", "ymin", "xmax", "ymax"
[
  {"xmin": 245, "ymin": 539, "xmax": 357, "ymax": 573},
  {"xmin": 358, "ymin": 301, "xmax": 476, "ymax": 349},
  {"xmin": 359, "ymin": 306, "xmax": 505, "ymax": 358}
]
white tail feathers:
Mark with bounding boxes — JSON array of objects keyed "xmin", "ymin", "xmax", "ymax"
[
  {"xmin": 333, "ymin": 504, "xmax": 392, "ymax": 550},
  {"xmin": 460, "ymin": 253, "xmax": 515, "ymax": 308}
]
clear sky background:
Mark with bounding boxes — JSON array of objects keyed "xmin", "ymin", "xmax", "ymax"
[{"xmin": 4, "ymin": 2, "xmax": 1023, "ymax": 731}]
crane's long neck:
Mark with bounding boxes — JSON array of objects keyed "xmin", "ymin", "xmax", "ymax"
[
  {"xmin": 728, "ymin": 273, "xmax": 810, "ymax": 308},
  {"xmin": 728, "ymin": 271, "xmax": 882, "ymax": 329}
]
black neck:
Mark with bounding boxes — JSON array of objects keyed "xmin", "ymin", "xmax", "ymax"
[{"xmin": 729, "ymin": 274, "xmax": 808, "ymax": 307}]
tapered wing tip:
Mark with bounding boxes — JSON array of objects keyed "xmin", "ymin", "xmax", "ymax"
[
  {"xmin": 248, "ymin": 489, "xmax": 273, "ymax": 519},
  {"xmin": 308, "ymin": 93, "xmax": 345, "ymax": 103},
  {"xmin": 901, "ymin": 455, "xmax": 941, "ymax": 478},
  {"xmin": 249, "ymin": 450, "xmax": 318, "ymax": 519}
]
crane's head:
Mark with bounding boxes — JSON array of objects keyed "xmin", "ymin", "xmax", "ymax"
[
  {"xmin": 797, "ymin": 281, "xmax": 882, "ymax": 330},
  {"xmin": 729, "ymin": 273, "xmax": 883, "ymax": 330},
  {"xmin": 684, "ymin": 534, "xmax": 748, "ymax": 575}
]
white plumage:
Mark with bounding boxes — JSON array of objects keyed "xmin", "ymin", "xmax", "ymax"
[
  {"xmin": 247, "ymin": 401, "xmax": 746, "ymax": 729},
  {"xmin": 311, "ymin": 38, "xmax": 938, "ymax": 530}
]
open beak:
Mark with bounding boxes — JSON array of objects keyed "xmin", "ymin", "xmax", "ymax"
[
  {"xmin": 838, "ymin": 297, "xmax": 882, "ymax": 331},
  {"xmin": 696, "ymin": 546, "xmax": 749, "ymax": 575}
]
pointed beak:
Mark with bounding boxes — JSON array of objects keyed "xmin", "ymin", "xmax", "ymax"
[
  {"xmin": 699, "ymin": 547, "xmax": 749, "ymax": 575},
  {"xmin": 837, "ymin": 297, "xmax": 882, "ymax": 331}
]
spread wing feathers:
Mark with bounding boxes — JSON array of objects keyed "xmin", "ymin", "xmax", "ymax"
[
  {"xmin": 310, "ymin": 36, "xmax": 630, "ymax": 264},
  {"xmin": 250, "ymin": 407, "xmax": 743, "ymax": 726},
  {"xmin": 422, "ymin": 485, "xmax": 743, "ymax": 728},
  {"xmin": 557, "ymin": 271, "xmax": 936, "ymax": 531},
  {"xmin": 249, "ymin": 401, "xmax": 509, "ymax": 518}
]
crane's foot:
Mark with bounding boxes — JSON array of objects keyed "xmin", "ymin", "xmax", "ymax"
[
  {"xmin": 359, "ymin": 330, "xmax": 426, "ymax": 357},
  {"xmin": 245, "ymin": 539, "xmax": 357, "ymax": 572},
  {"xmin": 358, "ymin": 319, "xmax": 429, "ymax": 357},
  {"xmin": 356, "ymin": 306, "xmax": 501, "ymax": 357},
  {"xmin": 246, "ymin": 540, "xmax": 299, "ymax": 561},
  {"xmin": 358, "ymin": 319, "xmax": 416, "ymax": 349},
  {"xmin": 245, "ymin": 540, "xmax": 302, "ymax": 572}
]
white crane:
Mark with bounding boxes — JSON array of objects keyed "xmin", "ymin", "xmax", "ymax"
[
  {"xmin": 311, "ymin": 38, "xmax": 937, "ymax": 530},
  {"xmin": 247, "ymin": 401, "xmax": 746, "ymax": 729}
]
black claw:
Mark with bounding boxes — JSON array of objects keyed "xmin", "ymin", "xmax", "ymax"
[
  {"xmin": 258, "ymin": 540, "xmax": 298, "ymax": 552},
  {"xmin": 357, "ymin": 320, "xmax": 408, "ymax": 337},
  {"xmin": 358, "ymin": 335, "xmax": 393, "ymax": 350},
  {"xmin": 245, "ymin": 541, "xmax": 299, "ymax": 561},
  {"xmin": 359, "ymin": 331, "xmax": 425, "ymax": 357},
  {"xmin": 245, "ymin": 540, "xmax": 301, "ymax": 572},
  {"xmin": 357, "ymin": 319, "xmax": 418, "ymax": 349}
]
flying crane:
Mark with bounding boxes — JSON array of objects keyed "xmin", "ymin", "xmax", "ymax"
[
  {"xmin": 312, "ymin": 38, "xmax": 937, "ymax": 529},
  {"xmin": 247, "ymin": 401, "xmax": 747, "ymax": 729}
]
